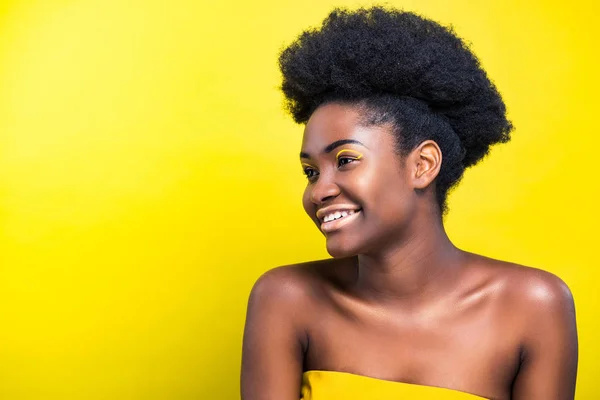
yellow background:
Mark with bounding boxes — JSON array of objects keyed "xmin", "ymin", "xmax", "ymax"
[{"xmin": 0, "ymin": 0, "xmax": 598, "ymax": 398}]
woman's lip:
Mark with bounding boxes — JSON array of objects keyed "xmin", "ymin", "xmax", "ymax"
[{"xmin": 320, "ymin": 210, "xmax": 361, "ymax": 233}]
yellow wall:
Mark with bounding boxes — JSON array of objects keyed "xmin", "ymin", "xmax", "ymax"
[{"xmin": 0, "ymin": 0, "xmax": 597, "ymax": 398}]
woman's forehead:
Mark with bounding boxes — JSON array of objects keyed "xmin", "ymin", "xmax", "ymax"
[{"xmin": 301, "ymin": 103, "xmax": 394, "ymax": 155}]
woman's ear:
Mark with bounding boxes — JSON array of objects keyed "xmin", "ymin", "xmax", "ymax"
[{"xmin": 409, "ymin": 140, "xmax": 442, "ymax": 189}]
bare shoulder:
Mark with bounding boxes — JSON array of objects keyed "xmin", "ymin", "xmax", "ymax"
[
  {"xmin": 468, "ymin": 258, "xmax": 578, "ymax": 398},
  {"xmin": 248, "ymin": 258, "xmax": 353, "ymax": 311},
  {"xmin": 242, "ymin": 260, "xmax": 348, "ymax": 400},
  {"xmin": 469, "ymin": 254, "xmax": 576, "ymax": 323},
  {"xmin": 248, "ymin": 264, "xmax": 311, "ymax": 303}
]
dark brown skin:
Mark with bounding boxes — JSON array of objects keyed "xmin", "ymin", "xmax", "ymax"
[{"xmin": 241, "ymin": 103, "xmax": 578, "ymax": 400}]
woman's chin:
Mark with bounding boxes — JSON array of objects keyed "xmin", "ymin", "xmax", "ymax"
[{"xmin": 325, "ymin": 238, "xmax": 360, "ymax": 258}]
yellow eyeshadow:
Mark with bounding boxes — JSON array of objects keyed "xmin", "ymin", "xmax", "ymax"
[
  {"xmin": 301, "ymin": 162, "xmax": 317, "ymax": 169},
  {"xmin": 335, "ymin": 149, "xmax": 363, "ymax": 159}
]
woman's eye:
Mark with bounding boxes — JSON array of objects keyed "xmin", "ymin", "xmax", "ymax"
[
  {"xmin": 338, "ymin": 157, "xmax": 357, "ymax": 167},
  {"xmin": 303, "ymin": 168, "xmax": 318, "ymax": 179}
]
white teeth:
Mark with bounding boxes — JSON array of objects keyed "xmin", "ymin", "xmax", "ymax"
[{"xmin": 322, "ymin": 210, "xmax": 356, "ymax": 223}]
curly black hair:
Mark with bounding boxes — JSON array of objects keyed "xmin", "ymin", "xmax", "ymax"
[{"xmin": 279, "ymin": 6, "xmax": 513, "ymax": 214}]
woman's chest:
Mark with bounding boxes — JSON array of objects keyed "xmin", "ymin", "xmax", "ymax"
[{"xmin": 303, "ymin": 298, "xmax": 520, "ymax": 399}]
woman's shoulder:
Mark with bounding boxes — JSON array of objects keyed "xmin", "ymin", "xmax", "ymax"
[
  {"xmin": 247, "ymin": 258, "xmax": 353, "ymax": 312},
  {"xmin": 467, "ymin": 254, "xmax": 575, "ymax": 323}
]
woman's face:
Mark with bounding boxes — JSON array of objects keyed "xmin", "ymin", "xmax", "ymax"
[{"xmin": 300, "ymin": 102, "xmax": 419, "ymax": 258}]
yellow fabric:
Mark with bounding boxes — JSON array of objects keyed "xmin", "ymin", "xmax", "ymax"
[{"xmin": 301, "ymin": 370, "xmax": 488, "ymax": 399}]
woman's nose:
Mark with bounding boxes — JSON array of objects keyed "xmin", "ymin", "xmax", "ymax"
[{"xmin": 309, "ymin": 176, "xmax": 340, "ymax": 205}]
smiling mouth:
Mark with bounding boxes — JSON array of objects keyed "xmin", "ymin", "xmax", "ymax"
[{"xmin": 320, "ymin": 209, "xmax": 362, "ymax": 233}]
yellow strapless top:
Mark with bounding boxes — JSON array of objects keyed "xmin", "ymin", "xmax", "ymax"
[{"xmin": 301, "ymin": 370, "xmax": 488, "ymax": 399}]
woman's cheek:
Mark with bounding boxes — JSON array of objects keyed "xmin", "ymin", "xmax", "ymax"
[
  {"xmin": 302, "ymin": 186, "xmax": 314, "ymax": 218},
  {"xmin": 349, "ymin": 168, "xmax": 377, "ymax": 202}
]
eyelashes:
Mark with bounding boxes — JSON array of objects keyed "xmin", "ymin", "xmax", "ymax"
[
  {"xmin": 301, "ymin": 149, "xmax": 363, "ymax": 180},
  {"xmin": 302, "ymin": 162, "xmax": 318, "ymax": 179}
]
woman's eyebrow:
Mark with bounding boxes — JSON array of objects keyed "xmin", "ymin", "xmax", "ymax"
[{"xmin": 300, "ymin": 139, "xmax": 367, "ymax": 159}]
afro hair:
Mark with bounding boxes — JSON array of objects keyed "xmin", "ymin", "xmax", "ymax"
[{"xmin": 279, "ymin": 6, "xmax": 513, "ymax": 214}]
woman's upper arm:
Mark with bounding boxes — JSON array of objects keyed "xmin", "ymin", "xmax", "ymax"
[
  {"xmin": 241, "ymin": 267, "xmax": 307, "ymax": 400},
  {"xmin": 511, "ymin": 272, "xmax": 578, "ymax": 399}
]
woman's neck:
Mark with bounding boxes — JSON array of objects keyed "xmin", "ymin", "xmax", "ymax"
[{"xmin": 354, "ymin": 215, "xmax": 465, "ymax": 305}]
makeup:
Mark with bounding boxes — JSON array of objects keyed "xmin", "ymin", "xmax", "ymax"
[
  {"xmin": 301, "ymin": 162, "xmax": 318, "ymax": 170},
  {"xmin": 301, "ymin": 162, "xmax": 318, "ymax": 179},
  {"xmin": 335, "ymin": 149, "xmax": 363, "ymax": 160}
]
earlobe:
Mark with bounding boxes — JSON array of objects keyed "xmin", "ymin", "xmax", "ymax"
[{"xmin": 413, "ymin": 140, "xmax": 442, "ymax": 189}]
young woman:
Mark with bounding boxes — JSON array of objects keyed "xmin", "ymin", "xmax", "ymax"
[{"xmin": 241, "ymin": 7, "xmax": 578, "ymax": 400}]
